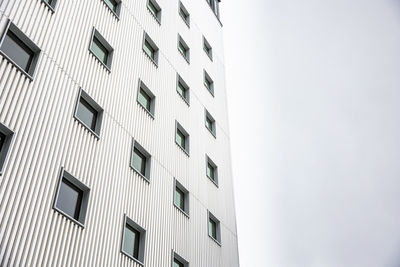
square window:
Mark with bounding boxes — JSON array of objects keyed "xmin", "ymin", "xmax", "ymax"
[
  {"xmin": 179, "ymin": 2, "xmax": 190, "ymax": 27},
  {"xmin": 208, "ymin": 211, "xmax": 221, "ymax": 244},
  {"xmin": 205, "ymin": 109, "xmax": 216, "ymax": 137},
  {"xmin": 206, "ymin": 155, "xmax": 218, "ymax": 186},
  {"xmin": 175, "ymin": 121, "xmax": 190, "ymax": 155},
  {"xmin": 142, "ymin": 32, "xmax": 159, "ymax": 66},
  {"xmin": 0, "ymin": 20, "xmax": 41, "ymax": 80},
  {"xmin": 121, "ymin": 215, "xmax": 146, "ymax": 265},
  {"xmin": 172, "ymin": 251, "xmax": 189, "ymax": 267},
  {"xmin": 178, "ymin": 35, "xmax": 190, "ymax": 63},
  {"xmin": 89, "ymin": 28, "xmax": 114, "ymax": 71},
  {"xmin": 137, "ymin": 80, "xmax": 155, "ymax": 117},
  {"xmin": 74, "ymin": 88, "xmax": 104, "ymax": 138},
  {"xmin": 147, "ymin": 0, "xmax": 162, "ymax": 23},
  {"xmin": 176, "ymin": 74, "xmax": 190, "ymax": 105},
  {"xmin": 203, "ymin": 36, "xmax": 213, "ymax": 60},
  {"xmin": 174, "ymin": 178, "xmax": 189, "ymax": 216},
  {"xmin": 53, "ymin": 168, "xmax": 90, "ymax": 227},
  {"xmin": 203, "ymin": 70, "xmax": 214, "ymax": 96},
  {"xmin": 0, "ymin": 123, "xmax": 14, "ymax": 175},
  {"xmin": 102, "ymin": 0, "xmax": 122, "ymax": 18},
  {"xmin": 42, "ymin": 0, "xmax": 58, "ymax": 12},
  {"xmin": 130, "ymin": 139, "xmax": 151, "ymax": 182}
]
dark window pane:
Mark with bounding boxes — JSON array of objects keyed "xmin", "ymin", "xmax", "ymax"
[
  {"xmin": 0, "ymin": 132, "xmax": 6, "ymax": 153},
  {"xmin": 1, "ymin": 30, "xmax": 34, "ymax": 72},
  {"xmin": 176, "ymin": 129, "xmax": 185, "ymax": 149},
  {"xmin": 175, "ymin": 187, "xmax": 185, "ymax": 210},
  {"xmin": 177, "ymin": 82, "xmax": 186, "ymax": 98},
  {"xmin": 104, "ymin": 0, "xmax": 118, "ymax": 12},
  {"xmin": 178, "ymin": 42, "xmax": 187, "ymax": 57},
  {"xmin": 133, "ymin": 148, "xmax": 146, "ymax": 176},
  {"xmin": 138, "ymin": 88, "xmax": 151, "ymax": 111},
  {"xmin": 124, "ymin": 224, "xmax": 140, "ymax": 259},
  {"xmin": 173, "ymin": 259, "xmax": 184, "ymax": 267},
  {"xmin": 148, "ymin": 1, "xmax": 158, "ymax": 17},
  {"xmin": 179, "ymin": 8, "xmax": 188, "ymax": 21},
  {"xmin": 209, "ymin": 218, "xmax": 217, "ymax": 239},
  {"xmin": 206, "ymin": 117, "xmax": 213, "ymax": 131},
  {"xmin": 91, "ymin": 36, "xmax": 108, "ymax": 64},
  {"xmin": 77, "ymin": 98, "xmax": 97, "ymax": 131},
  {"xmin": 204, "ymin": 78, "xmax": 212, "ymax": 89},
  {"xmin": 207, "ymin": 162, "xmax": 215, "ymax": 180},
  {"xmin": 56, "ymin": 178, "xmax": 82, "ymax": 220},
  {"xmin": 144, "ymin": 40, "xmax": 155, "ymax": 59}
]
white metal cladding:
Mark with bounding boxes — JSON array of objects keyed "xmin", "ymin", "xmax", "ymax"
[{"xmin": 0, "ymin": 0, "xmax": 239, "ymax": 266}]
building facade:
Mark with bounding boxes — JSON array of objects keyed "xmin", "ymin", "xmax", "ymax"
[{"xmin": 0, "ymin": 0, "xmax": 239, "ymax": 266}]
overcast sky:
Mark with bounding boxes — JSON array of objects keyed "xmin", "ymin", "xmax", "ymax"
[{"xmin": 223, "ymin": 0, "xmax": 400, "ymax": 266}]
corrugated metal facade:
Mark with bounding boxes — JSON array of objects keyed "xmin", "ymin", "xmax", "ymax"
[{"xmin": 0, "ymin": 0, "xmax": 239, "ymax": 266}]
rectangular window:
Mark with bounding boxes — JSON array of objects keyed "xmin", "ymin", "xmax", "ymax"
[
  {"xmin": 205, "ymin": 109, "xmax": 216, "ymax": 137},
  {"xmin": 53, "ymin": 168, "xmax": 90, "ymax": 227},
  {"xmin": 42, "ymin": 0, "xmax": 58, "ymax": 12},
  {"xmin": 179, "ymin": 2, "xmax": 190, "ymax": 27},
  {"xmin": 206, "ymin": 155, "xmax": 218, "ymax": 186},
  {"xmin": 175, "ymin": 121, "xmax": 190, "ymax": 155},
  {"xmin": 123, "ymin": 224, "xmax": 140, "ymax": 259},
  {"xmin": 176, "ymin": 74, "xmax": 190, "ymax": 105},
  {"xmin": 178, "ymin": 35, "xmax": 190, "ymax": 63},
  {"xmin": 174, "ymin": 178, "xmax": 189, "ymax": 216},
  {"xmin": 142, "ymin": 32, "xmax": 159, "ymax": 66},
  {"xmin": 0, "ymin": 20, "xmax": 41, "ymax": 80},
  {"xmin": 74, "ymin": 88, "xmax": 104, "ymax": 138},
  {"xmin": 204, "ymin": 70, "xmax": 214, "ymax": 96},
  {"xmin": 121, "ymin": 215, "xmax": 146, "ymax": 264},
  {"xmin": 0, "ymin": 122, "xmax": 14, "ymax": 175},
  {"xmin": 130, "ymin": 139, "xmax": 151, "ymax": 182},
  {"xmin": 137, "ymin": 80, "xmax": 155, "ymax": 117},
  {"xmin": 206, "ymin": 0, "xmax": 220, "ymax": 18},
  {"xmin": 147, "ymin": 0, "xmax": 162, "ymax": 23},
  {"xmin": 172, "ymin": 251, "xmax": 189, "ymax": 267},
  {"xmin": 208, "ymin": 211, "xmax": 221, "ymax": 244},
  {"xmin": 102, "ymin": 0, "xmax": 121, "ymax": 17},
  {"xmin": 89, "ymin": 28, "xmax": 114, "ymax": 71},
  {"xmin": 203, "ymin": 36, "xmax": 213, "ymax": 60}
]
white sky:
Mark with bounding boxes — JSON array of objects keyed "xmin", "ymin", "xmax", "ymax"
[{"xmin": 223, "ymin": 0, "xmax": 400, "ymax": 266}]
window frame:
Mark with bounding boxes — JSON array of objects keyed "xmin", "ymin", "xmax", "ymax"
[
  {"xmin": 177, "ymin": 35, "xmax": 190, "ymax": 63},
  {"xmin": 203, "ymin": 70, "xmax": 214, "ymax": 96},
  {"xmin": 101, "ymin": 0, "xmax": 122, "ymax": 19},
  {"xmin": 179, "ymin": 1, "xmax": 190, "ymax": 27},
  {"xmin": 205, "ymin": 154, "xmax": 218, "ymax": 187},
  {"xmin": 121, "ymin": 214, "xmax": 146, "ymax": 265},
  {"xmin": 142, "ymin": 32, "xmax": 159, "ymax": 67},
  {"xmin": 130, "ymin": 139, "xmax": 151, "ymax": 183},
  {"xmin": 73, "ymin": 88, "xmax": 104, "ymax": 139},
  {"xmin": 173, "ymin": 178, "xmax": 190, "ymax": 217},
  {"xmin": 203, "ymin": 36, "xmax": 213, "ymax": 61},
  {"xmin": 41, "ymin": 0, "xmax": 58, "ymax": 12},
  {"xmin": 147, "ymin": 0, "xmax": 162, "ymax": 24},
  {"xmin": 171, "ymin": 250, "xmax": 189, "ymax": 267},
  {"xmin": 52, "ymin": 168, "xmax": 90, "ymax": 228},
  {"xmin": 204, "ymin": 109, "xmax": 216, "ymax": 137},
  {"xmin": 89, "ymin": 28, "xmax": 114, "ymax": 71},
  {"xmin": 207, "ymin": 210, "xmax": 221, "ymax": 245},
  {"xmin": 0, "ymin": 20, "xmax": 41, "ymax": 81},
  {"xmin": 176, "ymin": 74, "xmax": 190, "ymax": 105},
  {"xmin": 175, "ymin": 121, "xmax": 190, "ymax": 156},
  {"xmin": 137, "ymin": 79, "xmax": 156, "ymax": 118},
  {"xmin": 0, "ymin": 122, "xmax": 14, "ymax": 176}
]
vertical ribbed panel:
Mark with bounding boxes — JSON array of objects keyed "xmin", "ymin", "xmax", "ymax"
[{"xmin": 0, "ymin": 0, "xmax": 239, "ymax": 266}]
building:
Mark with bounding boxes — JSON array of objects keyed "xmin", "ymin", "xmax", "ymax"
[{"xmin": 0, "ymin": 0, "xmax": 239, "ymax": 266}]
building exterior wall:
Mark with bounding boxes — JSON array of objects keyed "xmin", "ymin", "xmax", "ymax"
[{"xmin": 0, "ymin": 0, "xmax": 239, "ymax": 266}]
